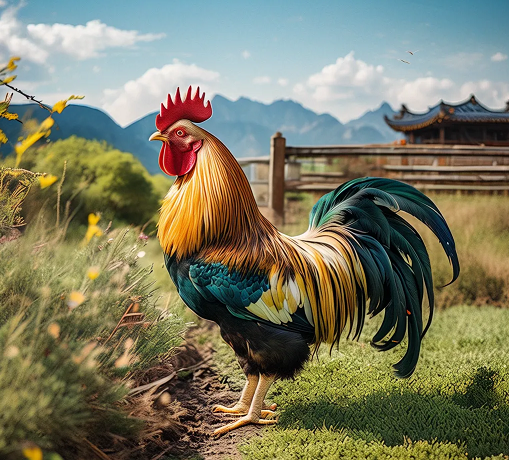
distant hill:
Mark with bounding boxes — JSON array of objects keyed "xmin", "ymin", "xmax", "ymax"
[
  {"xmin": 0, "ymin": 104, "xmax": 160, "ymax": 173},
  {"xmin": 344, "ymin": 102, "xmax": 401, "ymax": 142},
  {"xmin": 0, "ymin": 96, "xmax": 401, "ymax": 174}
]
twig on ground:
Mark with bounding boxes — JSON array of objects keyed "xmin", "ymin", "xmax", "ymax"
[
  {"xmin": 151, "ymin": 445, "xmax": 173, "ymax": 460},
  {"xmin": 83, "ymin": 439, "xmax": 113, "ymax": 460},
  {"xmin": 128, "ymin": 357, "xmax": 212, "ymax": 396}
]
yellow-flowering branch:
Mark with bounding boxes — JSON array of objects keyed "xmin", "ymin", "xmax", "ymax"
[{"xmin": 2, "ymin": 82, "xmax": 52, "ymax": 113}]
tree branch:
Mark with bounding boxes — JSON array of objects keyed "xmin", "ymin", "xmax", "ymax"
[{"xmin": 3, "ymin": 82, "xmax": 52, "ymax": 112}]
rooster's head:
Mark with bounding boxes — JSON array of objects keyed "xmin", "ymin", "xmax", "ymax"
[{"xmin": 149, "ymin": 86, "xmax": 212, "ymax": 176}]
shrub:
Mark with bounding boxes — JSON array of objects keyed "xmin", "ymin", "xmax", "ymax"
[
  {"xmin": 6, "ymin": 136, "xmax": 172, "ymax": 228},
  {"xmin": 0, "ymin": 168, "xmax": 184, "ymax": 458}
]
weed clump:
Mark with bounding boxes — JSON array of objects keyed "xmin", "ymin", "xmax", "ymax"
[{"xmin": 0, "ymin": 168, "xmax": 185, "ymax": 458}]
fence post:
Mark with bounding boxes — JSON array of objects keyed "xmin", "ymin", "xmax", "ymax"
[{"xmin": 269, "ymin": 132, "xmax": 286, "ymax": 226}]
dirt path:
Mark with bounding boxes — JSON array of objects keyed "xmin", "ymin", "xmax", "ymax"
[
  {"xmin": 125, "ymin": 329, "xmax": 266, "ymax": 460},
  {"xmin": 165, "ymin": 351, "xmax": 263, "ymax": 459}
]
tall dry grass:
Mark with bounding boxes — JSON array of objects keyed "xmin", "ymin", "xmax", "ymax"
[
  {"xmin": 283, "ymin": 193, "xmax": 509, "ymax": 308},
  {"xmin": 419, "ymin": 194, "xmax": 509, "ymax": 307}
]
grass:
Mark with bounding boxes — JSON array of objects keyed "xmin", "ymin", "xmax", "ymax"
[
  {"xmin": 238, "ymin": 305, "xmax": 509, "ymax": 459},
  {"xmin": 140, "ymin": 192, "xmax": 509, "ymax": 459},
  {"xmin": 411, "ymin": 194, "xmax": 509, "ymax": 308}
]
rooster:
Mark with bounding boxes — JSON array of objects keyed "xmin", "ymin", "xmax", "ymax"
[{"xmin": 149, "ymin": 87, "xmax": 459, "ymax": 436}]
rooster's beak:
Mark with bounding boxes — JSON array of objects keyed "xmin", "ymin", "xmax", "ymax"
[{"xmin": 149, "ymin": 132, "xmax": 166, "ymax": 142}]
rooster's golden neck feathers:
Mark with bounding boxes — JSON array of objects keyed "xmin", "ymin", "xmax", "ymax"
[{"xmin": 157, "ymin": 130, "xmax": 279, "ymax": 269}]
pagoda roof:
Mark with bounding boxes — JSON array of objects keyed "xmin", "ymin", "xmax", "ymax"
[{"xmin": 385, "ymin": 95, "xmax": 509, "ymax": 132}]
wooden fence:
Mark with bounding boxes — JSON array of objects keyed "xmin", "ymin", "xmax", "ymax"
[{"xmin": 238, "ymin": 132, "xmax": 509, "ymax": 225}]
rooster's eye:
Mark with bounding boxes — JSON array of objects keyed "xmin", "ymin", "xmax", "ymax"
[{"xmin": 176, "ymin": 129, "xmax": 185, "ymax": 137}]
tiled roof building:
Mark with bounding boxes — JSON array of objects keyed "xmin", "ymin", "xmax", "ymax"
[{"xmin": 385, "ymin": 95, "xmax": 509, "ymax": 145}]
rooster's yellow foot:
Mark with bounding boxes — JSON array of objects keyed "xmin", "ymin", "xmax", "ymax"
[
  {"xmin": 213, "ymin": 413, "xmax": 278, "ymax": 436},
  {"xmin": 212, "ymin": 404, "xmax": 249, "ymax": 415},
  {"xmin": 212, "ymin": 401, "xmax": 276, "ymax": 415}
]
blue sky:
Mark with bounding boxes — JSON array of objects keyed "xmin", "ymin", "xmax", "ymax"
[{"xmin": 2, "ymin": 0, "xmax": 508, "ymax": 125}]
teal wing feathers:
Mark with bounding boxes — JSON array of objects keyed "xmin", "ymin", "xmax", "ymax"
[{"xmin": 188, "ymin": 262, "xmax": 315, "ymax": 335}]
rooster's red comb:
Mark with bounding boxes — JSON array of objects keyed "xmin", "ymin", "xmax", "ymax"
[{"xmin": 155, "ymin": 86, "xmax": 212, "ymax": 131}]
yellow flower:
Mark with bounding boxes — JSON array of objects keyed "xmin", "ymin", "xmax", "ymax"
[
  {"xmin": 68, "ymin": 291, "xmax": 85, "ymax": 309},
  {"xmin": 1, "ymin": 75, "xmax": 16, "ymax": 84},
  {"xmin": 4, "ymin": 345, "xmax": 19, "ymax": 358},
  {"xmin": 87, "ymin": 266, "xmax": 100, "ymax": 280},
  {"xmin": 14, "ymin": 116, "xmax": 54, "ymax": 166},
  {"xmin": 22, "ymin": 445, "xmax": 42, "ymax": 460},
  {"xmin": 7, "ymin": 56, "xmax": 20, "ymax": 72},
  {"xmin": 47, "ymin": 322, "xmax": 60, "ymax": 339},
  {"xmin": 52, "ymin": 100, "xmax": 67, "ymax": 114},
  {"xmin": 84, "ymin": 213, "xmax": 103, "ymax": 243},
  {"xmin": 39, "ymin": 174, "xmax": 58, "ymax": 189},
  {"xmin": 52, "ymin": 95, "xmax": 85, "ymax": 114},
  {"xmin": 114, "ymin": 350, "xmax": 131, "ymax": 368},
  {"xmin": 88, "ymin": 213, "xmax": 101, "ymax": 225},
  {"xmin": 15, "ymin": 132, "xmax": 45, "ymax": 166},
  {"xmin": 39, "ymin": 117, "xmax": 55, "ymax": 131}
]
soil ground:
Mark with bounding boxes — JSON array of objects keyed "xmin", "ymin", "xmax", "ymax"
[{"xmin": 124, "ymin": 326, "xmax": 265, "ymax": 460}]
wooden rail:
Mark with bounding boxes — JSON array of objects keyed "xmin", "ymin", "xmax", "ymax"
[{"xmin": 240, "ymin": 134, "xmax": 509, "ymax": 225}]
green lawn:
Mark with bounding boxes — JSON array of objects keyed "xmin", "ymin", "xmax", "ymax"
[
  {"xmin": 141, "ymin": 194, "xmax": 509, "ymax": 459},
  {"xmin": 235, "ymin": 305, "xmax": 509, "ymax": 459}
]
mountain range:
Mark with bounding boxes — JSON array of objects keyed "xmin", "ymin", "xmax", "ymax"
[{"xmin": 0, "ymin": 96, "xmax": 401, "ymax": 175}]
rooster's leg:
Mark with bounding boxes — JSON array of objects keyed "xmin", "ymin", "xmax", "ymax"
[
  {"xmin": 213, "ymin": 374, "xmax": 277, "ymax": 436},
  {"xmin": 212, "ymin": 374, "xmax": 258, "ymax": 415},
  {"xmin": 212, "ymin": 374, "xmax": 277, "ymax": 415}
]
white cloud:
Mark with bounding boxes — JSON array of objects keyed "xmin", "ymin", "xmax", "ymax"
[
  {"xmin": 491, "ymin": 52, "xmax": 508, "ymax": 62},
  {"xmin": 102, "ymin": 59, "xmax": 220, "ymax": 126},
  {"xmin": 0, "ymin": 6, "xmax": 48, "ymax": 64},
  {"xmin": 458, "ymin": 80, "xmax": 509, "ymax": 108},
  {"xmin": 253, "ymin": 76, "xmax": 271, "ymax": 84},
  {"xmin": 386, "ymin": 77, "xmax": 456, "ymax": 110},
  {"xmin": 0, "ymin": 5, "xmax": 164, "ymax": 66},
  {"xmin": 277, "ymin": 78, "xmax": 289, "ymax": 87},
  {"xmin": 292, "ymin": 51, "xmax": 509, "ymax": 122},
  {"xmin": 241, "ymin": 50, "xmax": 250, "ymax": 59},
  {"xmin": 27, "ymin": 20, "xmax": 164, "ymax": 60},
  {"xmin": 92, "ymin": 65, "xmax": 100, "ymax": 73},
  {"xmin": 308, "ymin": 52, "xmax": 383, "ymax": 87}
]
